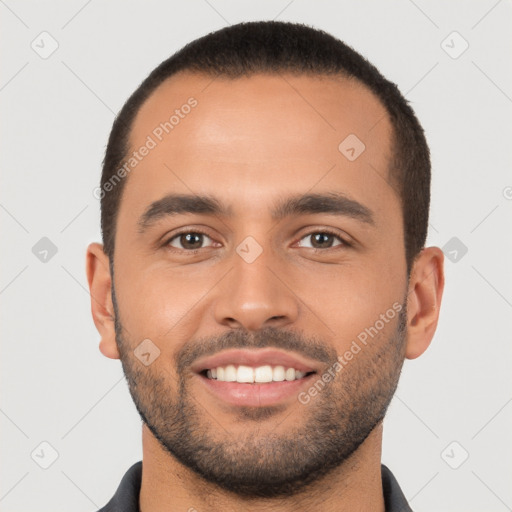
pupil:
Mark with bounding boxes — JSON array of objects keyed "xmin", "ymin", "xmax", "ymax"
[
  {"xmin": 182, "ymin": 233, "xmax": 202, "ymax": 249},
  {"xmin": 179, "ymin": 233, "xmax": 333, "ymax": 250},
  {"xmin": 313, "ymin": 233, "xmax": 332, "ymax": 248}
]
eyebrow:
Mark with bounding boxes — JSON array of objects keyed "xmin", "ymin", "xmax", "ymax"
[{"xmin": 137, "ymin": 191, "xmax": 375, "ymax": 233}]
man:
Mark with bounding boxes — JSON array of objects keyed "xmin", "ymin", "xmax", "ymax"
[{"xmin": 86, "ymin": 20, "xmax": 444, "ymax": 511}]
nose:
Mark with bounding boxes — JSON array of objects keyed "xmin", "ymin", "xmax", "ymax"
[{"xmin": 213, "ymin": 245, "xmax": 299, "ymax": 332}]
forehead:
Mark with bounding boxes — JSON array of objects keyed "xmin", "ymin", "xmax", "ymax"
[{"xmin": 121, "ymin": 71, "xmax": 396, "ymax": 226}]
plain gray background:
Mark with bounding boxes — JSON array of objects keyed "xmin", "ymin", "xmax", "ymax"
[{"xmin": 1, "ymin": 1, "xmax": 511, "ymax": 511}]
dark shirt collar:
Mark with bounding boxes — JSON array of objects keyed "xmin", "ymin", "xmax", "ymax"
[{"xmin": 97, "ymin": 461, "xmax": 412, "ymax": 511}]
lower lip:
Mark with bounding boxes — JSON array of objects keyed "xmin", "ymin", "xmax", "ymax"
[{"xmin": 196, "ymin": 373, "xmax": 316, "ymax": 407}]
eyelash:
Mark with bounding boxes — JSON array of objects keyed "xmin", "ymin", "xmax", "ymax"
[{"xmin": 162, "ymin": 228, "xmax": 352, "ymax": 253}]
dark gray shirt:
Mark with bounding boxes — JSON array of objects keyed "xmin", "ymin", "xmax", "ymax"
[{"xmin": 97, "ymin": 461, "xmax": 412, "ymax": 511}]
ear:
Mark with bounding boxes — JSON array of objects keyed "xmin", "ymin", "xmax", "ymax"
[
  {"xmin": 405, "ymin": 246, "xmax": 445, "ymax": 359},
  {"xmin": 85, "ymin": 243, "xmax": 120, "ymax": 359}
]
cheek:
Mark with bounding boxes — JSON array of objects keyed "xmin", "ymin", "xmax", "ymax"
[
  {"xmin": 114, "ymin": 261, "xmax": 213, "ymax": 345},
  {"xmin": 296, "ymin": 261, "xmax": 405, "ymax": 350}
]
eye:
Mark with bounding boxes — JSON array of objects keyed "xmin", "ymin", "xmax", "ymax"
[
  {"xmin": 163, "ymin": 228, "xmax": 351, "ymax": 253},
  {"xmin": 297, "ymin": 230, "xmax": 350, "ymax": 250},
  {"xmin": 165, "ymin": 230, "xmax": 215, "ymax": 251}
]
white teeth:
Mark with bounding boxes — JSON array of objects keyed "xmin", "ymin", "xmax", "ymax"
[
  {"xmin": 206, "ymin": 364, "xmax": 311, "ymax": 383},
  {"xmin": 272, "ymin": 365, "xmax": 285, "ymax": 381},
  {"xmin": 255, "ymin": 365, "xmax": 273, "ymax": 383},
  {"xmin": 224, "ymin": 364, "xmax": 237, "ymax": 382},
  {"xmin": 237, "ymin": 365, "xmax": 254, "ymax": 383}
]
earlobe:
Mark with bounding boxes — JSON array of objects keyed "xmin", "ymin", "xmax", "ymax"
[
  {"xmin": 85, "ymin": 242, "xmax": 120, "ymax": 360},
  {"xmin": 405, "ymin": 247, "xmax": 445, "ymax": 360}
]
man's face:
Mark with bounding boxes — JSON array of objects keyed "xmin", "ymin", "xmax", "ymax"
[{"xmin": 112, "ymin": 72, "xmax": 409, "ymax": 497}]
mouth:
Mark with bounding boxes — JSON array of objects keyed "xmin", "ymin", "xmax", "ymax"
[
  {"xmin": 199, "ymin": 365, "xmax": 316, "ymax": 383},
  {"xmin": 192, "ymin": 349, "xmax": 321, "ymax": 407}
]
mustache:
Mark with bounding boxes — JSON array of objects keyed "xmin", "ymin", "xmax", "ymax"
[{"xmin": 176, "ymin": 326, "xmax": 337, "ymax": 374}]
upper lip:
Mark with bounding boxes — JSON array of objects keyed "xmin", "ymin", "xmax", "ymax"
[{"xmin": 191, "ymin": 348, "xmax": 321, "ymax": 374}]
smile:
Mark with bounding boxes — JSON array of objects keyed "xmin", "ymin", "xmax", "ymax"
[{"xmin": 202, "ymin": 364, "xmax": 314, "ymax": 383}]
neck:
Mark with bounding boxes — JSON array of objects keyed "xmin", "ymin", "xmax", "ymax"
[{"xmin": 139, "ymin": 423, "xmax": 386, "ymax": 512}]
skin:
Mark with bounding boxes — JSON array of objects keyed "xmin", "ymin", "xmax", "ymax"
[{"xmin": 86, "ymin": 72, "xmax": 444, "ymax": 512}]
